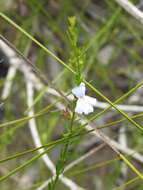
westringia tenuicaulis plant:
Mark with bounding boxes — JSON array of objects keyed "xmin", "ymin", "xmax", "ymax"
[{"xmin": 72, "ymin": 82, "xmax": 97, "ymax": 115}]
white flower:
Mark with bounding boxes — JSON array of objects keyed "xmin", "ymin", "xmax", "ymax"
[{"xmin": 72, "ymin": 82, "xmax": 97, "ymax": 115}]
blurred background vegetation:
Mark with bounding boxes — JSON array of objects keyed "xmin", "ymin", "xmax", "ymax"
[{"xmin": 0, "ymin": 0, "xmax": 143, "ymax": 190}]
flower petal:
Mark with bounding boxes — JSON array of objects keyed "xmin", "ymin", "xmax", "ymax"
[
  {"xmin": 75, "ymin": 98, "xmax": 94, "ymax": 115},
  {"xmin": 75, "ymin": 99, "xmax": 84, "ymax": 114},
  {"xmin": 83, "ymin": 103, "xmax": 93, "ymax": 115},
  {"xmin": 84, "ymin": 95, "xmax": 97, "ymax": 106},
  {"xmin": 72, "ymin": 82, "xmax": 86, "ymax": 98}
]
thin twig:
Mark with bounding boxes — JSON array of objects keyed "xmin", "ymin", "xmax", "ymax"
[
  {"xmin": 94, "ymin": 101, "xmax": 143, "ymax": 113},
  {"xmin": 115, "ymin": 126, "xmax": 128, "ymax": 188},
  {"xmin": 115, "ymin": 0, "xmax": 143, "ymax": 24},
  {"xmin": 64, "ymin": 143, "xmax": 106, "ymax": 172},
  {"xmin": 1, "ymin": 66, "xmax": 16, "ymax": 100}
]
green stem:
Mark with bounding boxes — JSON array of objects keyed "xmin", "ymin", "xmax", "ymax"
[
  {"xmin": 70, "ymin": 111, "xmax": 75, "ymax": 133},
  {"xmin": 0, "ymin": 146, "xmax": 54, "ymax": 182},
  {"xmin": 49, "ymin": 110, "xmax": 76, "ymax": 189}
]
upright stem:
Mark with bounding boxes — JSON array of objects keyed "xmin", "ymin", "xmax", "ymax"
[{"xmin": 49, "ymin": 110, "xmax": 76, "ymax": 190}]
